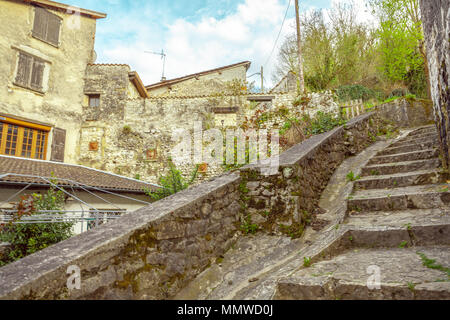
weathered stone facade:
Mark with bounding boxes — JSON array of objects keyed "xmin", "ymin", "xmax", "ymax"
[
  {"xmin": 80, "ymin": 64, "xmax": 301, "ymax": 183},
  {"xmin": 420, "ymin": 0, "xmax": 450, "ymax": 169},
  {"xmin": 80, "ymin": 63, "xmax": 346, "ymax": 186}
]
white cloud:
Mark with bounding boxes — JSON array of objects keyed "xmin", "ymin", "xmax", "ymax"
[
  {"xmin": 95, "ymin": 0, "xmax": 376, "ymax": 89},
  {"xmin": 97, "ymin": 0, "xmax": 296, "ymax": 89}
]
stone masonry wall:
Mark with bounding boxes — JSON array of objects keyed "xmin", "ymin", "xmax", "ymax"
[
  {"xmin": 420, "ymin": 0, "xmax": 450, "ymax": 170},
  {"xmin": 240, "ymin": 113, "xmax": 380, "ymax": 237},
  {"xmin": 376, "ymin": 97, "xmax": 434, "ymax": 128},
  {"xmin": 0, "ymin": 172, "xmax": 241, "ymax": 300}
]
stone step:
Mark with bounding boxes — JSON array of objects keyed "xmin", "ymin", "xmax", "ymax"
[
  {"xmin": 345, "ymin": 207, "xmax": 450, "ymax": 246},
  {"xmin": 361, "ymin": 159, "xmax": 441, "ymax": 177},
  {"xmin": 378, "ymin": 141, "xmax": 438, "ymax": 156},
  {"xmin": 174, "ymin": 234, "xmax": 302, "ymax": 300},
  {"xmin": 354, "ymin": 169, "xmax": 445, "ymax": 190},
  {"xmin": 390, "ymin": 136, "xmax": 438, "ymax": 148},
  {"xmin": 275, "ymin": 246, "xmax": 450, "ymax": 300},
  {"xmin": 406, "ymin": 126, "xmax": 437, "ymax": 137},
  {"xmin": 368, "ymin": 149, "xmax": 439, "ymax": 165},
  {"xmin": 347, "ymin": 183, "xmax": 450, "ymax": 213}
]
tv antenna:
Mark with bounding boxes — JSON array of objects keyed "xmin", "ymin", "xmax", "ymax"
[{"xmin": 144, "ymin": 49, "xmax": 167, "ymax": 81}]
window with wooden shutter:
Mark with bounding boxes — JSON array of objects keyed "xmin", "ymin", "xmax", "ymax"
[
  {"xmin": 15, "ymin": 53, "xmax": 32, "ymax": 87},
  {"xmin": 0, "ymin": 119, "xmax": 50, "ymax": 160},
  {"xmin": 50, "ymin": 128, "xmax": 66, "ymax": 162},
  {"xmin": 32, "ymin": 6, "xmax": 48, "ymax": 40},
  {"xmin": 14, "ymin": 52, "xmax": 46, "ymax": 93},
  {"xmin": 32, "ymin": 6, "xmax": 61, "ymax": 47},
  {"xmin": 30, "ymin": 59, "xmax": 45, "ymax": 91},
  {"xmin": 46, "ymin": 14, "xmax": 61, "ymax": 46}
]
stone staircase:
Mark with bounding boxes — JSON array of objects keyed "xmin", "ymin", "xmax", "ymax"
[
  {"xmin": 175, "ymin": 125, "xmax": 450, "ymax": 300},
  {"xmin": 275, "ymin": 125, "xmax": 450, "ymax": 299}
]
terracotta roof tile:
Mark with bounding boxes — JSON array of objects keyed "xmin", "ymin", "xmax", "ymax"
[
  {"xmin": 0, "ymin": 156, "xmax": 160, "ymax": 193},
  {"xmin": 87, "ymin": 63, "xmax": 130, "ymax": 67}
]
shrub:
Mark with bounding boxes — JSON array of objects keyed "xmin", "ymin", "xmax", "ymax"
[
  {"xmin": 0, "ymin": 187, "xmax": 74, "ymax": 266},
  {"xmin": 122, "ymin": 125, "xmax": 132, "ymax": 134},
  {"xmin": 304, "ymin": 111, "xmax": 346, "ymax": 135},
  {"xmin": 335, "ymin": 84, "xmax": 383, "ymax": 102},
  {"xmin": 389, "ymin": 88, "xmax": 409, "ymax": 98}
]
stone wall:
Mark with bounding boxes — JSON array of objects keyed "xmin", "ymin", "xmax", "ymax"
[
  {"xmin": 376, "ymin": 97, "xmax": 434, "ymax": 128},
  {"xmin": 79, "ymin": 89, "xmax": 341, "ymax": 185},
  {"xmin": 0, "ymin": 112, "xmax": 382, "ymax": 300},
  {"xmin": 420, "ymin": 0, "xmax": 450, "ymax": 170},
  {"xmin": 239, "ymin": 113, "xmax": 379, "ymax": 237},
  {"xmin": 0, "ymin": 172, "xmax": 241, "ymax": 299}
]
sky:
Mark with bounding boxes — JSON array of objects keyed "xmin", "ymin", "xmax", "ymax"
[{"xmin": 67, "ymin": 0, "xmax": 372, "ymax": 88}]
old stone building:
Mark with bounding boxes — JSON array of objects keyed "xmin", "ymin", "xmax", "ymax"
[
  {"xmin": 0, "ymin": 0, "xmax": 106, "ymax": 164},
  {"xmin": 79, "ymin": 62, "xmax": 255, "ymax": 182},
  {"xmin": 78, "ymin": 60, "xmax": 308, "ymax": 184}
]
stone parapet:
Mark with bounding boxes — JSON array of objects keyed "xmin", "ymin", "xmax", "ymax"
[{"xmin": 0, "ymin": 173, "xmax": 241, "ymax": 299}]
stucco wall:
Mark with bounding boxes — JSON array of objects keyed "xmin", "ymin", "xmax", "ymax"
[{"xmin": 0, "ymin": 0, "xmax": 98, "ymax": 164}]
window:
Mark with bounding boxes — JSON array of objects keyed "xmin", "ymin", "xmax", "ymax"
[
  {"xmin": 88, "ymin": 94, "xmax": 100, "ymax": 107},
  {"xmin": 32, "ymin": 6, "xmax": 62, "ymax": 47},
  {"xmin": 0, "ymin": 120, "xmax": 50, "ymax": 160},
  {"xmin": 15, "ymin": 52, "xmax": 46, "ymax": 92}
]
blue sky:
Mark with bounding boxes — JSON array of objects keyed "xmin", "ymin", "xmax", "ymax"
[{"xmin": 66, "ymin": 0, "xmax": 366, "ymax": 87}]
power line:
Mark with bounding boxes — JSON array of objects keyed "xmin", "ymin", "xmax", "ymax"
[{"xmin": 264, "ymin": 0, "xmax": 292, "ymax": 68}]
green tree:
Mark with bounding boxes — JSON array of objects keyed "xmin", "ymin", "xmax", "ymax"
[
  {"xmin": 274, "ymin": 2, "xmax": 377, "ymax": 91},
  {"xmin": 369, "ymin": 0, "xmax": 430, "ymax": 98}
]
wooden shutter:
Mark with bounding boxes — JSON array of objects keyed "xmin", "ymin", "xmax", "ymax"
[
  {"xmin": 30, "ymin": 59, "xmax": 45, "ymax": 91},
  {"xmin": 50, "ymin": 128, "xmax": 66, "ymax": 162},
  {"xmin": 15, "ymin": 53, "xmax": 32, "ymax": 87},
  {"xmin": 46, "ymin": 14, "xmax": 61, "ymax": 46},
  {"xmin": 32, "ymin": 7, "xmax": 48, "ymax": 40}
]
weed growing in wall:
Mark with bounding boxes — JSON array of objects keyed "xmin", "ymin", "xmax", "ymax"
[{"xmin": 146, "ymin": 161, "xmax": 199, "ymax": 201}]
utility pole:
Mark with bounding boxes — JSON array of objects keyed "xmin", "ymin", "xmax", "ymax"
[
  {"xmin": 295, "ymin": 0, "xmax": 305, "ymax": 95},
  {"xmin": 260, "ymin": 66, "xmax": 264, "ymax": 93}
]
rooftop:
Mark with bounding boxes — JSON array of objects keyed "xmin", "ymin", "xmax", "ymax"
[
  {"xmin": 145, "ymin": 61, "xmax": 251, "ymax": 91},
  {"xmin": 0, "ymin": 155, "xmax": 160, "ymax": 193},
  {"xmin": 22, "ymin": 0, "xmax": 107, "ymax": 19}
]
